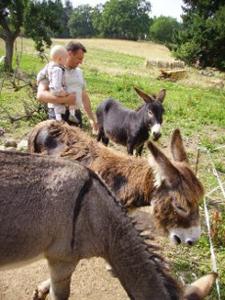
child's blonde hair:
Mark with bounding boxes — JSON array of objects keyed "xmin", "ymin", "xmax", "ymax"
[{"xmin": 50, "ymin": 45, "xmax": 67, "ymax": 61}]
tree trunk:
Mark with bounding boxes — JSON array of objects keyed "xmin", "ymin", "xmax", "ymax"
[{"xmin": 4, "ymin": 35, "xmax": 15, "ymax": 72}]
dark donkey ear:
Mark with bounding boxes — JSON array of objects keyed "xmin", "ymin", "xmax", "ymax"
[
  {"xmin": 156, "ymin": 89, "xmax": 166, "ymax": 103},
  {"xmin": 170, "ymin": 129, "xmax": 188, "ymax": 162},
  {"xmin": 133, "ymin": 87, "xmax": 155, "ymax": 103},
  {"xmin": 147, "ymin": 141, "xmax": 180, "ymax": 187}
]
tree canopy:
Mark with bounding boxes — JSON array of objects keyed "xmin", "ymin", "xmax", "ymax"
[
  {"xmin": 149, "ymin": 16, "xmax": 181, "ymax": 44},
  {"xmin": 0, "ymin": 0, "xmax": 64, "ymax": 71},
  {"xmin": 0, "ymin": 0, "xmax": 27, "ymax": 70},
  {"xmin": 174, "ymin": 0, "xmax": 225, "ymax": 70},
  {"xmin": 68, "ymin": 5, "xmax": 95, "ymax": 38},
  {"xmin": 99, "ymin": 0, "xmax": 151, "ymax": 40}
]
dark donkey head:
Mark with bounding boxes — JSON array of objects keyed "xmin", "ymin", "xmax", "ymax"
[{"xmin": 134, "ymin": 87, "xmax": 166, "ymax": 141}]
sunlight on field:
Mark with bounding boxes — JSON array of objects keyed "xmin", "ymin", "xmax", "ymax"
[
  {"xmin": 0, "ymin": 37, "xmax": 36, "ymax": 55},
  {"xmin": 54, "ymin": 38, "xmax": 174, "ymax": 61},
  {"xmin": 0, "ymin": 37, "xmax": 173, "ymax": 61},
  {"xmin": 1, "ymin": 37, "xmax": 222, "ymax": 90}
]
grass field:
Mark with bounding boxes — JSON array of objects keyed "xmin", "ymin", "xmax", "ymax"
[{"xmin": 0, "ymin": 38, "xmax": 225, "ymax": 299}]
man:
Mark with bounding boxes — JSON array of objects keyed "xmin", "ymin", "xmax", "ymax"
[{"xmin": 37, "ymin": 41, "xmax": 98, "ymax": 132}]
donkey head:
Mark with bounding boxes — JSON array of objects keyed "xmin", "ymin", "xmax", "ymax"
[
  {"xmin": 148, "ymin": 129, "xmax": 204, "ymax": 245},
  {"xmin": 134, "ymin": 87, "xmax": 166, "ymax": 141}
]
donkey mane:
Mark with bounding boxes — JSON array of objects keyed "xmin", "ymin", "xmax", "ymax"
[{"xmin": 88, "ymin": 166, "xmax": 181, "ymax": 299}]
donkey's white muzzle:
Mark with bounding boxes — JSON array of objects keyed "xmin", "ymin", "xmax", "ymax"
[
  {"xmin": 151, "ymin": 124, "xmax": 161, "ymax": 141},
  {"xmin": 169, "ymin": 225, "xmax": 201, "ymax": 246}
]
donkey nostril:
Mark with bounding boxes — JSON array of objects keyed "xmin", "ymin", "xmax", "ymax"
[
  {"xmin": 187, "ymin": 240, "xmax": 194, "ymax": 246},
  {"xmin": 173, "ymin": 235, "xmax": 181, "ymax": 244},
  {"xmin": 152, "ymin": 132, "xmax": 161, "ymax": 141}
]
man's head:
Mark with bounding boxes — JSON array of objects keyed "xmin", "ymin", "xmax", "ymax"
[{"xmin": 66, "ymin": 42, "xmax": 87, "ymax": 68}]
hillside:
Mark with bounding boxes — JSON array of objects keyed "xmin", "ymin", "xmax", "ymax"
[{"xmin": 0, "ymin": 38, "xmax": 225, "ymax": 299}]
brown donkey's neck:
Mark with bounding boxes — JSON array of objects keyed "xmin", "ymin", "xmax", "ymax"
[{"xmin": 74, "ymin": 171, "xmax": 182, "ymax": 300}]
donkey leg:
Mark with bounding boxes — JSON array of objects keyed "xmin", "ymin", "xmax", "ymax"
[
  {"xmin": 127, "ymin": 142, "xmax": 134, "ymax": 155},
  {"xmin": 75, "ymin": 109, "xmax": 82, "ymax": 128},
  {"xmin": 97, "ymin": 127, "xmax": 109, "ymax": 146},
  {"xmin": 33, "ymin": 279, "xmax": 50, "ymax": 300},
  {"xmin": 135, "ymin": 144, "xmax": 144, "ymax": 156},
  {"xmin": 48, "ymin": 260, "xmax": 76, "ymax": 300},
  {"xmin": 102, "ymin": 134, "xmax": 109, "ymax": 146},
  {"xmin": 96, "ymin": 128, "xmax": 103, "ymax": 142}
]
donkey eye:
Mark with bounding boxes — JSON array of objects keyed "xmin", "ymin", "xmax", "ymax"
[
  {"xmin": 176, "ymin": 205, "xmax": 186, "ymax": 212},
  {"xmin": 148, "ymin": 110, "xmax": 153, "ymax": 117},
  {"xmin": 172, "ymin": 198, "xmax": 189, "ymax": 217}
]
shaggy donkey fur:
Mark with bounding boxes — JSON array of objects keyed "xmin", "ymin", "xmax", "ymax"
[
  {"xmin": 28, "ymin": 120, "xmax": 204, "ymax": 245},
  {"xmin": 0, "ymin": 150, "xmax": 215, "ymax": 300}
]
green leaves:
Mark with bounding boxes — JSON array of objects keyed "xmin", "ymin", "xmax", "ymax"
[
  {"xmin": 174, "ymin": 1, "xmax": 225, "ymax": 70},
  {"xmin": 149, "ymin": 16, "xmax": 181, "ymax": 44},
  {"xmin": 24, "ymin": 0, "xmax": 64, "ymax": 53},
  {"xmin": 0, "ymin": 0, "xmax": 66, "ymax": 70},
  {"xmin": 68, "ymin": 5, "xmax": 95, "ymax": 38},
  {"xmin": 99, "ymin": 0, "xmax": 151, "ymax": 40}
]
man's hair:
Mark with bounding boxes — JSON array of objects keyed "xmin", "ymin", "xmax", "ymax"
[
  {"xmin": 66, "ymin": 42, "xmax": 87, "ymax": 53},
  {"xmin": 50, "ymin": 45, "xmax": 67, "ymax": 60}
]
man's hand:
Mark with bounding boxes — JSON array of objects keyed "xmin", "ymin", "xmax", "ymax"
[
  {"xmin": 37, "ymin": 81, "xmax": 76, "ymax": 106},
  {"xmin": 67, "ymin": 93, "xmax": 76, "ymax": 105}
]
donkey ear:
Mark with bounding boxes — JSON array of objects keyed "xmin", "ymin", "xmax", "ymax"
[
  {"xmin": 156, "ymin": 89, "xmax": 166, "ymax": 103},
  {"xmin": 134, "ymin": 87, "xmax": 154, "ymax": 103},
  {"xmin": 147, "ymin": 141, "xmax": 180, "ymax": 187},
  {"xmin": 183, "ymin": 272, "xmax": 217, "ymax": 300},
  {"xmin": 170, "ymin": 129, "xmax": 188, "ymax": 162}
]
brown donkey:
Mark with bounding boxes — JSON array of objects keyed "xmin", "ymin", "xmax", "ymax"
[
  {"xmin": 28, "ymin": 120, "xmax": 204, "ymax": 246},
  {"xmin": 0, "ymin": 150, "xmax": 215, "ymax": 300}
]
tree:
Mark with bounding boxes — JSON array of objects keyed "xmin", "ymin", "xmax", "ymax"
[
  {"xmin": 99, "ymin": 0, "xmax": 151, "ymax": 40},
  {"xmin": 91, "ymin": 4, "xmax": 104, "ymax": 37},
  {"xmin": 0, "ymin": 0, "xmax": 64, "ymax": 71},
  {"xmin": 0, "ymin": 0, "xmax": 28, "ymax": 71},
  {"xmin": 25, "ymin": 0, "xmax": 63, "ymax": 52},
  {"xmin": 149, "ymin": 16, "xmax": 181, "ymax": 44},
  {"xmin": 174, "ymin": 0, "xmax": 225, "ymax": 70},
  {"xmin": 68, "ymin": 5, "xmax": 95, "ymax": 38},
  {"xmin": 55, "ymin": 0, "xmax": 73, "ymax": 38}
]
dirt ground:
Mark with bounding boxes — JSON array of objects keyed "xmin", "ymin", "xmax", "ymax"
[
  {"xmin": 0, "ymin": 209, "xmax": 157, "ymax": 300},
  {"xmin": 0, "ymin": 258, "xmax": 129, "ymax": 300}
]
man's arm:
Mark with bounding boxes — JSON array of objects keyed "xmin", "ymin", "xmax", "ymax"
[
  {"xmin": 82, "ymin": 90, "xmax": 98, "ymax": 132},
  {"xmin": 37, "ymin": 81, "xmax": 75, "ymax": 105}
]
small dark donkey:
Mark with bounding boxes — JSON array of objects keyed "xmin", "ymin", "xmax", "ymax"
[
  {"xmin": 0, "ymin": 150, "xmax": 216, "ymax": 300},
  {"xmin": 96, "ymin": 87, "xmax": 166, "ymax": 155}
]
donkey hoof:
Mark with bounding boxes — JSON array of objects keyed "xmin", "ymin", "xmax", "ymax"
[
  {"xmin": 106, "ymin": 264, "xmax": 117, "ymax": 278},
  {"xmin": 32, "ymin": 288, "xmax": 48, "ymax": 300}
]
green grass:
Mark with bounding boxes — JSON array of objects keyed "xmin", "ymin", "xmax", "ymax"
[{"xmin": 1, "ymin": 38, "xmax": 225, "ymax": 299}]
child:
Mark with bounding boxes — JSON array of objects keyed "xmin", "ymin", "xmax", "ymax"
[{"xmin": 37, "ymin": 45, "xmax": 78, "ymax": 123}]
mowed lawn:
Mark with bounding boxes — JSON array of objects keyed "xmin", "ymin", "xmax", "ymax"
[{"xmin": 0, "ymin": 38, "xmax": 225, "ymax": 299}]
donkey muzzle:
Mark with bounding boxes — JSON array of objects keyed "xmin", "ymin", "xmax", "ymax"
[
  {"xmin": 169, "ymin": 225, "xmax": 201, "ymax": 246},
  {"xmin": 151, "ymin": 124, "xmax": 161, "ymax": 141},
  {"xmin": 152, "ymin": 132, "xmax": 161, "ymax": 141}
]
